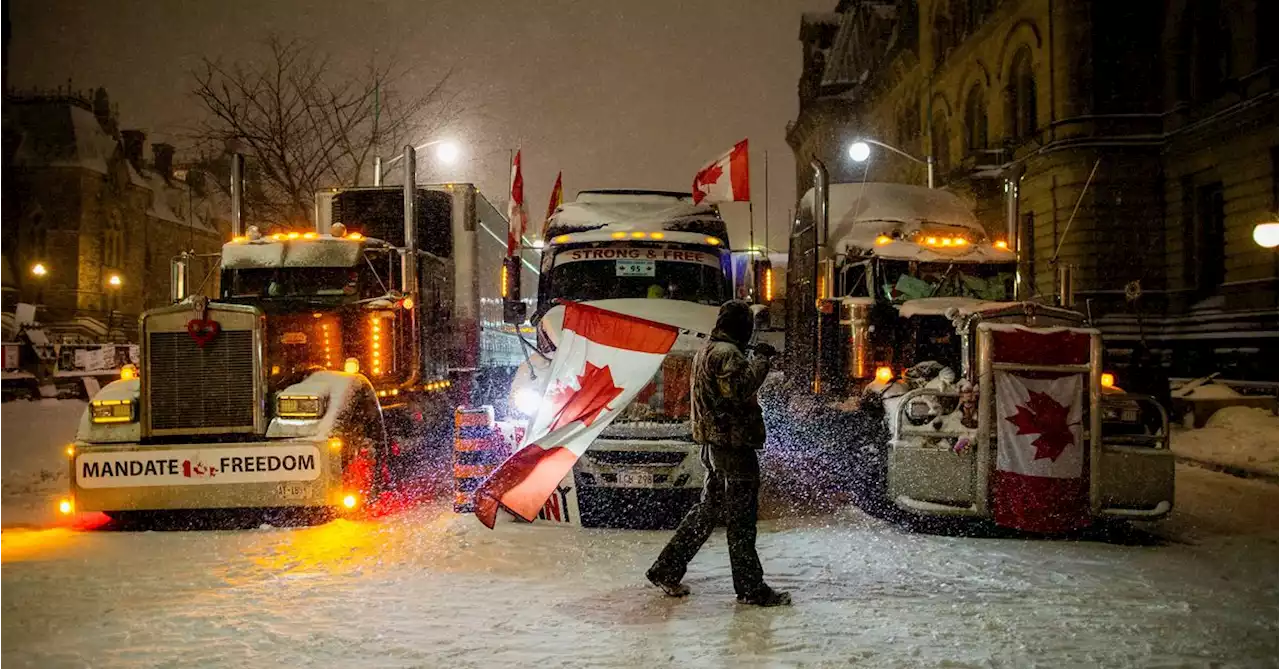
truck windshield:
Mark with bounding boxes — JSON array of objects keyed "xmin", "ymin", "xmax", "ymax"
[
  {"xmin": 223, "ymin": 267, "xmax": 361, "ymax": 302},
  {"xmin": 879, "ymin": 260, "xmax": 1015, "ymax": 303},
  {"xmin": 544, "ymin": 247, "xmax": 729, "ymax": 306}
]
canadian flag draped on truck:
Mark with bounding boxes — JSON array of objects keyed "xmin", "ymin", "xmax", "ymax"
[
  {"xmin": 692, "ymin": 139, "xmax": 750, "ymax": 204},
  {"xmin": 474, "ymin": 302, "xmax": 678, "ymax": 528},
  {"xmin": 506, "ymin": 150, "xmax": 527, "ymax": 256}
]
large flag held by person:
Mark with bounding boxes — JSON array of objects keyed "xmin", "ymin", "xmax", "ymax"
[
  {"xmin": 541, "ymin": 171, "xmax": 563, "ymax": 239},
  {"xmin": 692, "ymin": 139, "xmax": 750, "ymax": 204},
  {"xmin": 989, "ymin": 324, "xmax": 1093, "ymax": 533},
  {"xmin": 474, "ymin": 302, "xmax": 678, "ymax": 528},
  {"xmin": 506, "ymin": 150, "xmax": 527, "ymax": 256}
]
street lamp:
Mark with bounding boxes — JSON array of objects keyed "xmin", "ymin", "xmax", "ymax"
[
  {"xmin": 1253, "ymin": 222, "xmax": 1279, "ymax": 249},
  {"xmin": 106, "ymin": 274, "xmax": 123, "ymax": 338},
  {"xmin": 31, "ymin": 263, "xmax": 48, "ymax": 277},
  {"xmin": 848, "ymin": 138, "xmax": 935, "ymax": 188},
  {"xmin": 373, "ymin": 139, "xmax": 462, "ymax": 186},
  {"xmin": 107, "ymin": 274, "xmax": 123, "ymax": 288}
]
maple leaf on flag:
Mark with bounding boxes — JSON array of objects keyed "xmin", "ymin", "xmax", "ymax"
[
  {"xmin": 693, "ymin": 162, "xmax": 723, "ymax": 198},
  {"xmin": 1004, "ymin": 390, "xmax": 1076, "ymax": 461},
  {"xmin": 545, "ymin": 362, "xmax": 625, "ymax": 433}
]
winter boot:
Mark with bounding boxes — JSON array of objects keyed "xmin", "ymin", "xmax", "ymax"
[
  {"xmin": 737, "ymin": 586, "xmax": 791, "ymax": 607},
  {"xmin": 646, "ymin": 570, "xmax": 691, "ymax": 597}
]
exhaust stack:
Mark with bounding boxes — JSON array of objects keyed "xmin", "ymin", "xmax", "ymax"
[
  {"xmin": 1004, "ymin": 163, "xmax": 1025, "ymax": 300},
  {"xmin": 401, "ymin": 145, "xmax": 418, "ymax": 298},
  {"xmin": 170, "ymin": 252, "xmax": 189, "ymax": 303},
  {"xmin": 230, "ymin": 153, "xmax": 244, "ymax": 238},
  {"xmin": 810, "ymin": 159, "xmax": 829, "ymax": 394}
]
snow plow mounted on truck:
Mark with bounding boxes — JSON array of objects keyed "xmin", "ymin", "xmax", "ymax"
[
  {"xmin": 64, "ymin": 146, "xmax": 537, "ymax": 520},
  {"xmin": 781, "ymin": 161, "xmax": 1173, "ymax": 532}
]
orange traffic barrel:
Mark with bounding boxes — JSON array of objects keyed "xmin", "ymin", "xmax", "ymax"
[{"xmin": 453, "ymin": 406, "xmax": 506, "ymax": 513}]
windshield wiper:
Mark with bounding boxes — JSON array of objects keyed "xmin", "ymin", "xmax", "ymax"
[{"xmin": 927, "ymin": 263, "xmax": 956, "ymax": 298}]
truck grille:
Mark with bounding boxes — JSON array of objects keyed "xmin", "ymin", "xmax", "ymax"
[{"xmin": 149, "ymin": 331, "xmax": 256, "ymax": 431}]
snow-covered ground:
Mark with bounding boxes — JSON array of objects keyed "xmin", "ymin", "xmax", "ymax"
[
  {"xmin": 1171, "ymin": 406, "xmax": 1279, "ymax": 477},
  {"xmin": 2, "ymin": 400, "xmax": 1277, "ymax": 667},
  {"xmin": 1, "ymin": 399, "xmax": 84, "ymax": 528}
]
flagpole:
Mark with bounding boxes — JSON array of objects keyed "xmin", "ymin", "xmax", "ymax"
[
  {"xmin": 748, "ymin": 201, "xmax": 756, "ymax": 301},
  {"xmin": 764, "ymin": 150, "xmax": 770, "ymax": 253}
]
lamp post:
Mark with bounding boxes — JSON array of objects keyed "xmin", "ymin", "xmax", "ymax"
[
  {"xmin": 105, "ymin": 274, "xmax": 122, "ymax": 340},
  {"xmin": 848, "ymin": 138, "xmax": 935, "ymax": 188},
  {"xmin": 373, "ymin": 139, "xmax": 461, "ymax": 186},
  {"xmin": 1253, "ymin": 222, "xmax": 1279, "ymax": 249},
  {"xmin": 29, "ymin": 262, "xmax": 48, "ymax": 311}
]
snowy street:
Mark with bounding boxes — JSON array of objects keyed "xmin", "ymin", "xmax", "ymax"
[{"xmin": 3, "ymin": 452, "xmax": 1276, "ymax": 668}]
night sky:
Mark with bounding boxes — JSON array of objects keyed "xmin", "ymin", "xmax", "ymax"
[{"xmin": 8, "ymin": 0, "xmax": 832, "ymax": 251}]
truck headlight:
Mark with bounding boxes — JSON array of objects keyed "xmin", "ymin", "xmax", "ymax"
[
  {"xmin": 513, "ymin": 388, "xmax": 542, "ymax": 417},
  {"xmin": 277, "ymin": 394, "xmax": 325, "ymax": 419},
  {"xmin": 90, "ymin": 399, "xmax": 136, "ymax": 424}
]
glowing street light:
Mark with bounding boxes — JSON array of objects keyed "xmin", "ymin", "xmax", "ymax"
[
  {"xmin": 848, "ymin": 138, "xmax": 935, "ymax": 188},
  {"xmin": 1253, "ymin": 222, "xmax": 1279, "ymax": 249},
  {"xmin": 374, "ymin": 139, "xmax": 464, "ymax": 185},
  {"xmin": 107, "ymin": 274, "xmax": 123, "ymax": 288},
  {"xmin": 30, "ymin": 263, "xmax": 48, "ymax": 277}
]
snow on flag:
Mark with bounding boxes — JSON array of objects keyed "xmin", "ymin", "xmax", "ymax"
[
  {"xmin": 541, "ymin": 171, "xmax": 563, "ymax": 239},
  {"xmin": 474, "ymin": 302, "xmax": 678, "ymax": 528},
  {"xmin": 506, "ymin": 150, "xmax": 527, "ymax": 256},
  {"xmin": 692, "ymin": 139, "xmax": 750, "ymax": 204},
  {"xmin": 989, "ymin": 325, "xmax": 1093, "ymax": 533}
]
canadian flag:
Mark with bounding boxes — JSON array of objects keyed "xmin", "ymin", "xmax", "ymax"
[
  {"xmin": 692, "ymin": 139, "xmax": 750, "ymax": 204},
  {"xmin": 506, "ymin": 150, "xmax": 526, "ymax": 256},
  {"xmin": 989, "ymin": 325, "xmax": 1093, "ymax": 533},
  {"xmin": 474, "ymin": 302, "xmax": 678, "ymax": 528}
]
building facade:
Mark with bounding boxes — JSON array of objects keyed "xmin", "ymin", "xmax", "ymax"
[
  {"xmin": 2, "ymin": 89, "xmax": 230, "ymax": 341},
  {"xmin": 788, "ymin": 0, "xmax": 1278, "ymax": 380}
]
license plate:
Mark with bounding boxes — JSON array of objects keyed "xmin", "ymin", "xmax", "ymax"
[
  {"xmin": 619, "ymin": 470, "xmax": 653, "ymax": 487},
  {"xmin": 278, "ymin": 482, "xmax": 309, "ymax": 499},
  {"xmin": 615, "ymin": 260, "xmax": 655, "ymax": 277}
]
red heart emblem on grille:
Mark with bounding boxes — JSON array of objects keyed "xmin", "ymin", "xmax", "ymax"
[{"xmin": 186, "ymin": 319, "xmax": 221, "ymax": 347}]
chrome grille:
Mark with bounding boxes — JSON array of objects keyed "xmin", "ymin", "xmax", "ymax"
[{"xmin": 149, "ymin": 331, "xmax": 256, "ymax": 431}]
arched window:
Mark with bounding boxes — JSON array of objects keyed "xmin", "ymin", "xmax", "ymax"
[
  {"xmin": 1006, "ymin": 47, "xmax": 1038, "ymax": 140},
  {"xmin": 930, "ymin": 111, "xmax": 950, "ymax": 177},
  {"xmin": 964, "ymin": 85, "xmax": 988, "ymax": 154},
  {"xmin": 103, "ymin": 212, "xmax": 124, "ymax": 269}
]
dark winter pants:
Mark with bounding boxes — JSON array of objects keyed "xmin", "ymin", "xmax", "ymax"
[{"xmin": 648, "ymin": 444, "xmax": 765, "ymax": 598}]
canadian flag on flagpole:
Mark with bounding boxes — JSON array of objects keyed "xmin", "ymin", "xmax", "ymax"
[
  {"xmin": 474, "ymin": 302, "xmax": 678, "ymax": 528},
  {"xmin": 989, "ymin": 325, "xmax": 1094, "ymax": 533},
  {"xmin": 540, "ymin": 171, "xmax": 563, "ymax": 239},
  {"xmin": 692, "ymin": 139, "xmax": 750, "ymax": 204},
  {"xmin": 506, "ymin": 150, "xmax": 527, "ymax": 256}
]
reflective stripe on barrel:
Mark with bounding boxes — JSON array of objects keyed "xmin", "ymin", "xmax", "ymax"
[{"xmin": 454, "ymin": 407, "xmax": 501, "ymax": 513}]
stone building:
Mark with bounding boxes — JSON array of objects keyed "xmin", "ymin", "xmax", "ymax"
[
  {"xmin": 2, "ymin": 89, "xmax": 231, "ymax": 340},
  {"xmin": 788, "ymin": 0, "xmax": 1278, "ymax": 379}
]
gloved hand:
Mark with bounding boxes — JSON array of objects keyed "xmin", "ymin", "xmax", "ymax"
[{"xmin": 752, "ymin": 342, "xmax": 779, "ymax": 359}]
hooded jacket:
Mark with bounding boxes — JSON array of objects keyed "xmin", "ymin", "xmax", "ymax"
[{"xmin": 691, "ymin": 301, "xmax": 771, "ymax": 449}]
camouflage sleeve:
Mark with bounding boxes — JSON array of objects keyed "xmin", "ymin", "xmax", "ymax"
[{"xmin": 713, "ymin": 346, "xmax": 771, "ymax": 403}]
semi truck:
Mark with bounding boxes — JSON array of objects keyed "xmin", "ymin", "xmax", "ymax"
[
  {"xmin": 780, "ymin": 162, "xmax": 1174, "ymax": 531},
  {"xmin": 499, "ymin": 189, "xmax": 769, "ymax": 529},
  {"xmin": 63, "ymin": 146, "xmax": 537, "ymax": 520}
]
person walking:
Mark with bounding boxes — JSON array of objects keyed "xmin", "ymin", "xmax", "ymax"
[{"xmin": 645, "ymin": 300, "xmax": 791, "ymax": 607}]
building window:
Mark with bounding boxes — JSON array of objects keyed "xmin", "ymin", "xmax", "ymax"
[
  {"xmin": 964, "ymin": 85, "xmax": 988, "ymax": 155},
  {"xmin": 933, "ymin": 9, "xmax": 953, "ymax": 71},
  {"xmin": 930, "ymin": 112, "xmax": 950, "ymax": 178},
  {"xmin": 1193, "ymin": 181, "xmax": 1226, "ymax": 295},
  {"xmin": 1022, "ymin": 211, "xmax": 1036, "ymax": 292},
  {"xmin": 1006, "ymin": 47, "xmax": 1038, "ymax": 140},
  {"xmin": 104, "ymin": 213, "xmax": 125, "ymax": 270}
]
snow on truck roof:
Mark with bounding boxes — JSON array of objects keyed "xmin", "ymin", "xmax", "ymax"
[
  {"xmin": 800, "ymin": 182, "xmax": 1012, "ymax": 263},
  {"xmin": 221, "ymin": 234, "xmax": 378, "ymax": 269},
  {"xmin": 547, "ymin": 189, "xmax": 728, "ymax": 238}
]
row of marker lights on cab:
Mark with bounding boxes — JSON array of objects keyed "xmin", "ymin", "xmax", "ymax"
[
  {"xmin": 550, "ymin": 232, "xmax": 720, "ymax": 246},
  {"xmin": 231, "ymin": 228, "xmax": 364, "ymax": 244}
]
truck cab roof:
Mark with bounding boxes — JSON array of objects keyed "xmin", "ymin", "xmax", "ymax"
[
  {"xmin": 547, "ymin": 189, "xmax": 729, "ymax": 241},
  {"xmin": 799, "ymin": 182, "xmax": 1014, "ymax": 264},
  {"xmin": 221, "ymin": 233, "xmax": 384, "ymax": 270}
]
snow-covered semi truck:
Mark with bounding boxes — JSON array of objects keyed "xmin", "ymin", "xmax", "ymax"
[
  {"xmin": 65, "ymin": 147, "xmax": 536, "ymax": 520},
  {"xmin": 503, "ymin": 189, "xmax": 753, "ymax": 529},
  {"xmin": 781, "ymin": 162, "xmax": 1174, "ymax": 531}
]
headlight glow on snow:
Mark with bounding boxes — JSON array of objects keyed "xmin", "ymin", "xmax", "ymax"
[
  {"xmin": 513, "ymin": 388, "xmax": 542, "ymax": 417},
  {"xmin": 277, "ymin": 395, "xmax": 324, "ymax": 419},
  {"xmin": 90, "ymin": 399, "xmax": 135, "ymax": 424}
]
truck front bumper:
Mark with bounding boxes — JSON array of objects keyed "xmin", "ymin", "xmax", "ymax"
[{"xmin": 70, "ymin": 440, "xmax": 347, "ymax": 513}]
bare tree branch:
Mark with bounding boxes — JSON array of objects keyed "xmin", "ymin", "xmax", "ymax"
[{"xmin": 189, "ymin": 35, "xmax": 461, "ymax": 229}]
